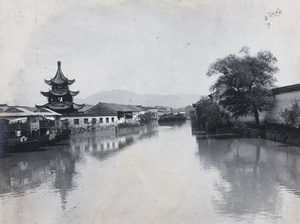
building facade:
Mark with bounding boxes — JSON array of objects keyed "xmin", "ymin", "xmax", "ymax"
[
  {"xmin": 61, "ymin": 102, "xmax": 141, "ymax": 130},
  {"xmin": 266, "ymin": 84, "xmax": 300, "ymax": 125}
]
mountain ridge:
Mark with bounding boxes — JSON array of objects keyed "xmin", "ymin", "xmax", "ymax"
[{"xmin": 76, "ymin": 89, "xmax": 201, "ymax": 108}]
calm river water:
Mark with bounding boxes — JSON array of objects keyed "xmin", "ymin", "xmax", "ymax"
[{"xmin": 0, "ymin": 121, "xmax": 299, "ymax": 224}]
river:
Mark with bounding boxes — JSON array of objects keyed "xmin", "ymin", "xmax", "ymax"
[{"xmin": 0, "ymin": 121, "xmax": 299, "ymax": 224}]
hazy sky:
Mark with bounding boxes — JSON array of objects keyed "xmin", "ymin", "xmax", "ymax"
[{"xmin": 1, "ymin": 0, "xmax": 300, "ymax": 106}]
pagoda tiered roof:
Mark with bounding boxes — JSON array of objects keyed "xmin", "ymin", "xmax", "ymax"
[
  {"xmin": 44, "ymin": 61, "xmax": 75, "ymax": 85},
  {"xmin": 37, "ymin": 61, "xmax": 85, "ymax": 114},
  {"xmin": 36, "ymin": 102, "xmax": 85, "ymax": 111},
  {"xmin": 41, "ymin": 89, "xmax": 79, "ymax": 97}
]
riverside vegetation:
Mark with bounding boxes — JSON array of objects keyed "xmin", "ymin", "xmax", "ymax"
[{"xmin": 193, "ymin": 47, "xmax": 300, "ymax": 146}]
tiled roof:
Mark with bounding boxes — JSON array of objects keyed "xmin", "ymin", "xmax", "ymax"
[
  {"xmin": 0, "ymin": 107, "xmax": 35, "ymax": 117},
  {"xmin": 102, "ymin": 102, "xmax": 141, "ymax": 112},
  {"xmin": 84, "ymin": 102, "xmax": 117, "ymax": 116},
  {"xmin": 78, "ymin": 105, "xmax": 94, "ymax": 113},
  {"xmin": 7, "ymin": 106, "xmax": 37, "ymax": 112},
  {"xmin": 83, "ymin": 102, "xmax": 141, "ymax": 116},
  {"xmin": 272, "ymin": 84, "xmax": 300, "ymax": 95},
  {"xmin": 36, "ymin": 102, "xmax": 85, "ymax": 111},
  {"xmin": 41, "ymin": 90, "xmax": 79, "ymax": 97},
  {"xmin": 34, "ymin": 108, "xmax": 61, "ymax": 116},
  {"xmin": 0, "ymin": 107, "xmax": 61, "ymax": 119}
]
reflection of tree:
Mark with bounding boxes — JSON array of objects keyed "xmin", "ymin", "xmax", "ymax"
[
  {"xmin": 262, "ymin": 143, "xmax": 300, "ymax": 197},
  {"xmin": 196, "ymin": 137, "xmax": 281, "ymax": 218}
]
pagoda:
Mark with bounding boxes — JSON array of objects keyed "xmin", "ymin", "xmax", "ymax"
[{"xmin": 36, "ymin": 61, "xmax": 85, "ymax": 115}]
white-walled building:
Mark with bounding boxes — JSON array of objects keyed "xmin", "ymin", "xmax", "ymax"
[
  {"xmin": 267, "ymin": 84, "xmax": 300, "ymax": 124},
  {"xmin": 204, "ymin": 83, "xmax": 300, "ymax": 125},
  {"xmin": 61, "ymin": 102, "xmax": 141, "ymax": 129}
]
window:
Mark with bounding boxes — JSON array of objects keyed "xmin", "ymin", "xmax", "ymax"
[
  {"xmin": 100, "ymin": 118, "xmax": 103, "ymax": 123},
  {"xmin": 74, "ymin": 119, "xmax": 79, "ymax": 125},
  {"xmin": 111, "ymin": 117, "xmax": 114, "ymax": 122},
  {"xmin": 84, "ymin": 118, "xmax": 89, "ymax": 124},
  {"xmin": 106, "ymin": 118, "xmax": 109, "ymax": 123}
]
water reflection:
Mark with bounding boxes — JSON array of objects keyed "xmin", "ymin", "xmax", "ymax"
[
  {"xmin": 195, "ymin": 134, "xmax": 300, "ymax": 219},
  {"xmin": 69, "ymin": 124, "xmax": 158, "ymax": 161},
  {"xmin": 1, "ymin": 121, "xmax": 299, "ymax": 223},
  {"xmin": 0, "ymin": 124, "xmax": 158, "ymax": 210},
  {"xmin": 158, "ymin": 120, "xmax": 186, "ymax": 128},
  {"xmin": 0, "ymin": 146, "xmax": 79, "ymax": 209}
]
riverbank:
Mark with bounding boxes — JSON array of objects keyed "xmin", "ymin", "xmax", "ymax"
[
  {"xmin": 214, "ymin": 126, "xmax": 300, "ymax": 147},
  {"xmin": 69, "ymin": 121, "xmax": 158, "ymax": 136}
]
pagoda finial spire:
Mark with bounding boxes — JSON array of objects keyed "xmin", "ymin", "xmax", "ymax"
[{"xmin": 58, "ymin": 61, "xmax": 61, "ymax": 69}]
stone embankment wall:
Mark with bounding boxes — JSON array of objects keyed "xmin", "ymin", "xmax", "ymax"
[
  {"xmin": 69, "ymin": 122, "xmax": 144, "ymax": 136},
  {"xmin": 71, "ymin": 125, "xmax": 115, "ymax": 133},
  {"xmin": 265, "ymin": 130, "xmax": 300, "ymax": 145},
  {"xmin": 228, "ymin": 127, "xmax": 300, "ymax": 146},
  {"xmin": 216, "ymin": 127, "xmax": 261, "ymax": 138}
]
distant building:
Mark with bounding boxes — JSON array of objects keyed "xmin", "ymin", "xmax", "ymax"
[
  {"xmin": 102, "ymin": 102, "xmax": 141, "ymax": 122},
  {"xmin": 156, "ymin": 106, "xmax": 171, "ymax": 117},
  {"xmin": 36, "ymin": 61, "xmax": 85, "ymax": 115},
  {"xmin": 0, "ymin": 107, "xmax": 41, "ymax": 139},
  {"xmin": 62, "ymin": 102, "xmax": 141, "ymax": 129},
  {"xmin": 63, "ymin": 103, "xmax": 118, "ymax": 129},
  {"xmin": 0, "ymin": 107, "xmax": 62, "ymax": 141}
]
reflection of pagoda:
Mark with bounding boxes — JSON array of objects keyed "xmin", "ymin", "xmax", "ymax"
[{"xmin": 36, "ymin": 61, "xmax": 85, "ymax": 115}]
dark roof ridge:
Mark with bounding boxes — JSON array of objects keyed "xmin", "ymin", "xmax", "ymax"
[
  {"xmin": 84, "ymin": 102, "xmax": 103, "ymax": 114},
  {"xmin": 84, "ymin": 102, "xmax": 116, "ymax": 116},
  {"xmin": 272, "ymin": 83, "xmax": 300, "ymax": 94}
]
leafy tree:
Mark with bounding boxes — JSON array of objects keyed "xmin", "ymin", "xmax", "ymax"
[
  {"xmin": 138, "ymin": 111, "xmax": 156, "ymax": 124},
  {"xmin": 206, "ymin": 47, "xmax": 278, "ymax": 127},
  {"xmin": 281, "ymin": 100, "xmax": 300, "ymax": 127},
  {"xmin": 194, "ymin": 96, "xmax": 230, "ymax": 132}
]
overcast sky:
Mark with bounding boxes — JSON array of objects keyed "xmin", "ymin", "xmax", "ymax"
[{"xmin": 1, "ymin": 0, "xmax": 300, "ymax": 106}]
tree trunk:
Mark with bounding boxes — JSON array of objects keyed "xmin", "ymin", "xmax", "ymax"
[{"xmin": 253, "ymin": 105, "xmax": 260, "ymax": 127}]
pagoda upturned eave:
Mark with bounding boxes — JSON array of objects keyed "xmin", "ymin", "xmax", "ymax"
[
  {"xmin": 41, "ymin": 89, "xmax": 79, "ymax": 97},
  {"xmin": 36, "ymin": 102, "xmax": 85, "ymax": 111},
  {"xmin": 44, "ymin": 78, "xmax": 75, "ymax": 85}
]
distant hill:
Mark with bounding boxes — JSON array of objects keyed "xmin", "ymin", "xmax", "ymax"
[{"xmin": 76, "ymin": 89, "xmax": 201, "ymax": 108}]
